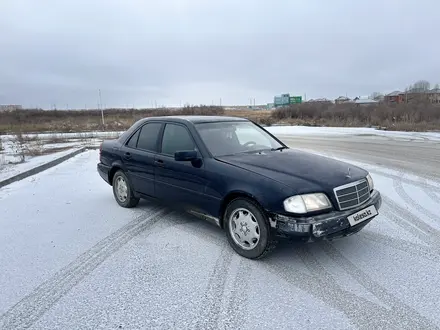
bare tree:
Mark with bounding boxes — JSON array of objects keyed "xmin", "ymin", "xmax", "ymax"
[
  {"xmin": 370, "ymin": 92, "xmax": 384, "ymax": 100},
  {"xmin": 434, "ymin": 83, "xmax": 439, "ymax": 90},
  {"xmin": 409, "ymin": 80, "xmax": 430, "ymax": 92}
]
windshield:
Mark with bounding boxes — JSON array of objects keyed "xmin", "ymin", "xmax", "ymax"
[{"xmin": 195, "ymin": 121, "xmax": 284, "ymax": 156}]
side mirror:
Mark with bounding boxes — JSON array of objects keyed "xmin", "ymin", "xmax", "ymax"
[{"xmin": 174, "ymin": 150, "xmax": 199, "ymax": 161}]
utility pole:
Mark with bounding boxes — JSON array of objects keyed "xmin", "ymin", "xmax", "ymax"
[{"xmin": 99, "ymin": 89, "xmax": 105, "ymax": 126}]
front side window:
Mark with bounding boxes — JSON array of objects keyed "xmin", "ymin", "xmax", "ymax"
[
  {"xmin": 195, "ymin": 121, "xmax": 283, "ymax": 157},
  {"xmin": 137, "ymin": 123, "xmax": 162, "ymax": 152},
  {"xmin": 161, "ymin": 123, "xmax": 196, "ymax": 156}
]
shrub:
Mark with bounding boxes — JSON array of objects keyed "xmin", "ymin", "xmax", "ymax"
[
  {"xmin": 271, "ymin": 102, "xmax": 440, "ymax": 130},
  {"xmin": 0, "ymin": 105, "xmax": 225, "ymax": 133},
  {"xmin": 10, "ymin": 132, "xmax": 26, "ymax": 163}
]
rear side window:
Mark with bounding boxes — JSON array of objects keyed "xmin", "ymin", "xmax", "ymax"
[
  {"xmin": 137, "ymin": 123, "xmax": 162, "ymax": 152},
  {"xmin": 161, "ymin": 124, "xmax": 196, "ymax": 156},
  {"xmin": 126, "ymin": 129, "xmax": 140, "ymax": 148}
]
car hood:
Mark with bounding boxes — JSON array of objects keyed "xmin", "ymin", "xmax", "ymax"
[{"xmin": 216, "ymin": 148, "xmax": 368, "ymax": 194}]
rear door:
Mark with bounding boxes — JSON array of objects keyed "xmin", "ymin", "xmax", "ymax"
[
  {"xmin": 154, "ymin": 123, "xmax": 211, "ymax": 212},
  {"xmin": 120, "ymin": 122, "xmax": 163, "ymax": 197}
]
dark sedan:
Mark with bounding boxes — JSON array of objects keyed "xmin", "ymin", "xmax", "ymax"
[{"xmin": 97, "ymin": 116, "xmax": 382, "ymax": 259}]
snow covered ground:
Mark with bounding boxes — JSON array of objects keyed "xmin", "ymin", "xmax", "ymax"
[
  {"xmin": 0, "ymin": 131, "xmax": 123, "ymax": 141},
  {"xmin": 0, "ymin": 147, "xmax": 84, "ymax": 182},
  {"xmin": 0, "ymin": 131, "xmax": 121, "ymax": 182},
  {"xmin": 3, "ymin": 125, "xmax": 440, "ymax": 143},
  {"xmin": 266, "ymin": 125, "xmax": 440, "ymax": 141},
  {"xmin": 0, "ymin": 136, "xmax": 439, "ymax": 329}
]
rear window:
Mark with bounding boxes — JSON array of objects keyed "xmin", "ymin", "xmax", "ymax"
[
  {"xmin": 137, "ymin": 123, "xmax": 162, "ymax": 152},
  {"xmin": 126, "ymin": 129, "xmax": 140, "ymax": 148}
]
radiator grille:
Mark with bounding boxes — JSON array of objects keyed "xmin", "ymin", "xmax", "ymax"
[{"xmin": 334, "ymin": 179, "xmax": 370, "ymax": 210}]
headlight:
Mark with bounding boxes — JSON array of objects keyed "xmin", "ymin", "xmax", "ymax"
[
  {"xmin": 283, "ymin": 193, "xmax": 332, "ymax": 214},
  {"xmin": 366, "ymin": 173, "xmax": 374, "ymax": 191}
]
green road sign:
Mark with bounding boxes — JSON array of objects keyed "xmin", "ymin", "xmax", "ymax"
[{"xmin": 289, "ymin": 96, "xmax": 302, "ymax": 104}]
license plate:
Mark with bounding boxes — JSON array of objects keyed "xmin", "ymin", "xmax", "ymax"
[{"xmin": 347, "ymin": 205, "xmax": 378, "ymax": 226}]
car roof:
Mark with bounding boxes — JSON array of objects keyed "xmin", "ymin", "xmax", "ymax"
[{"xmin": 142, "ymin": 115, "xmax": 249, "ymax": 124}]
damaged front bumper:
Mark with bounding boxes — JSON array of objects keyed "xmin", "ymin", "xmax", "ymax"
[{"xmin": 270, "ymin": 190, "xmax": 382, "ymax": 241}]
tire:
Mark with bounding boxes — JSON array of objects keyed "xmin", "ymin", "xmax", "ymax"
[
  {"xmin": 112, "ymin": 170, "xmax": 140, "ymax": 208},
  {"xmin": 224, "ymin": 197, "xmax": 278, "ymax": 259}
]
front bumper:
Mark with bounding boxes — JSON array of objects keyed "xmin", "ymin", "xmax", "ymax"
[{"xmin": 270, "ymin": 190, "xmax": 382, "ymax": 241}]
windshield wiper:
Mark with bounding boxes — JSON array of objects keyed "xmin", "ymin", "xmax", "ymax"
[{"xmin": 271, "ymin": 146, "xmax": 288, "ymax": 151}]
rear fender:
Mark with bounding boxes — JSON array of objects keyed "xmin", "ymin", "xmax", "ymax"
[{"xmin": 109, "ymin": 162, "xmax": 140, "ymax": 198}]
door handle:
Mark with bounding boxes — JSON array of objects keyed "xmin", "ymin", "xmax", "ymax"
[
  {"xmin": 123, "ymin": 152, "xmax": 132, "ymax": 160},
  {"xmin": 155, "ymin": 159, "xmax": 164, "ymax": 167}
]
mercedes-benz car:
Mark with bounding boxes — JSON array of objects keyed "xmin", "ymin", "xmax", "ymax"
[{"xmin": 97, "ymin": 116, "xmax": 382, "ymax": 259}]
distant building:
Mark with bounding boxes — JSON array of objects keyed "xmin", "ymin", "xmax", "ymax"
[
  {"xmin": 405, "ymin": 91, "xmax": 429, "ymax": 104},
  {"xmin": 427, "ymin": 88, "xmax": 440, "ymax": 104},
  {"xmin": 0, "ymin": 104, "xmax": 22, "ymax": 112},
  {"xmin": 373, "ymin": 94, "xmax": 385, "ymax": 102},
  {"xmin": 334, "ymin": 96, "xmax": 352, "ymax": 104},
  {"xmin": 385, "ymin": 91, "xmax": 405, "ymax": 104},
  {"xmin": 353, "ymin": 97, "xmax": 378, "ymax": 106},
  {"xmin": 274, "ymin": 94, "xmax": 290, "ymax": 107},
  {"xmin": 307, "ymin": 98, "xmax": 332, "ymax": 103}
]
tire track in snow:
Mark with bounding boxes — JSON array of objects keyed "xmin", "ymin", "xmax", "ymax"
[
  {"xmin": 0, "ymin": 207, "xmax": 172, "ymax": 330},
  {"xmin": 393, "ymin": 175, "xmax": 440, "ymax": 223},
  {"xmin": 380, "ymin": 197, "xmax": 440, "ymax": 260},
  {"xmin": 319, "ymin": 241, "xmax": 439, "ymax": 329},
  {"xmin": 360, "ymin": 231, "xmax": 440, "ymax": 262},
  {"xmin": 419, "ymin": 178, "xmax": 440, "ymax": 205},
  {"xmin": 223, "ymin": 257, "xmax": 252, "ymax": 330},
  {"xmin": 380, "ymin": 206, "xmax": 433, "ymax": 245},
  {"xmin": 367, "ymin": 169, "xmax": 440, "ymax": 193},
  {"xmin": 166, "ymin": 217, "xmax": 246, "ymax": 330},
  {"xmin": 382, "ymin": 195, "xmax": 440, "ymax": 241},
  {"xmin": 265, "ymin": 246, "xmax": 439, "ymax": 330},
  {"xmin": 179, "ymin": 213, "xmax": 439, "ymax": 329},
  {"xmin": 195, "ymin": 243, "xmax": 234, "ymax": 330}
]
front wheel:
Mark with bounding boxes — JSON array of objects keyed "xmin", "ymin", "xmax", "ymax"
[
  {"xmin": 112, "ymin": 170, "xmax": 140, "ymax": 208},
  {"xmin": 224, "ymin": 198, "xmax": 278, "ymax": 259}
]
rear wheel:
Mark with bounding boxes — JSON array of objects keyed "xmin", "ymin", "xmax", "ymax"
[
  {"xmin": 112, "ymin": 170, "xmax": 139, "ymax": 208},
  {"xmin": 224, "ymin": 197, "xmax": 277, "ymax": 259}
]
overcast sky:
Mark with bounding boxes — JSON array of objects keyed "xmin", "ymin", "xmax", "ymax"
[{"xmin": 0, "ymin": 0, "xmax": 439, "ymax": 109}]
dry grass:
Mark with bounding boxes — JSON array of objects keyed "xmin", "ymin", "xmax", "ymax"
[
  {"xmin": 0, "ymin": 105, "xmax": 225, "ymax": 133},
  {"xmin": 1, "ymin": 103, "xmax": 439, "ymax": 133},
  {"xmin": 25, "ymin": 145, "xmax": 72, "ymax": 156},
  {"xmin": 10, "ymin": 132, "xmax": 27, "ymax": 163},
  {"xmin": 270, "ymin": 102, "xmax": 440, "ymax": 131},
  {"xmin": 45, "ymin": 134, "xmax": 69, "ymax": 144}
]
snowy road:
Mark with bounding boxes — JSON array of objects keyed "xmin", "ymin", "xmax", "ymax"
[
  {"xmin": 1, "ymin": 138, "xmax": 440, "ymax": 329},
  {"xmin": 278, "ymin": 133, "xmax": 440, "ymax": 180}
]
